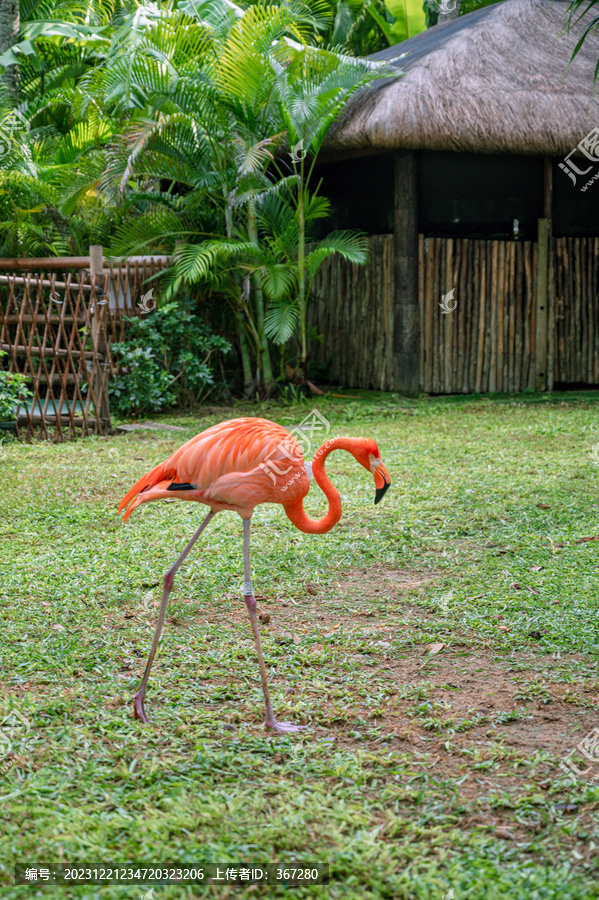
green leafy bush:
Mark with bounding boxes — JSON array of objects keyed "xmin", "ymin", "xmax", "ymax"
[
  {"xmin": 0, "ymin": 352, "xmax": 32, "ymax": 421},
  {"xmin": 108, "ymin": 300, "xmax": 230, "ymax": 417}
]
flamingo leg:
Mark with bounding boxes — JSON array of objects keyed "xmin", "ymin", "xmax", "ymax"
[
  {"xmin": 133, "ymin": 510, "xmax": 215, "ymax": 723},
  {"xmin": 243, "ymin": 518, "xmax": 305, "ymax": 734}
]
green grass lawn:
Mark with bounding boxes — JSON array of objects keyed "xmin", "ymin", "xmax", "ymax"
[{"xmin": 2, "ymin": 392, "xmax": 599, "ymax": 899}]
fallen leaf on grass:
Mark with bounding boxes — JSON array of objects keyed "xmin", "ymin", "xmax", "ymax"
[
  {"xmin": 574, "ymin": 535, "xmax": 599, "ymax": 543},
  {"xmin": 497, "ymin": 625, "xmax": 511, "ymax": 633},
  {"xmin": 536, "ymin": 503, "xmax": 552, "ymax": 509},
  {"xmin": 530, "ymin": 565, "xmax": 544, "ymax": 571},
  {"xmin": 51, "ymin": 624, "xmax": 66, "ymax": 632},
  {"xmin": 424, "ymin": 642, "xmax": 445, "ymax": 656},
  {"xmin": 510, "ymin": 583, "xmax": 523, "ymax": 590},
  {"xmin": 330, "ymin": 393, "xmax": 362, "ymax": 399},
  {"xmin": 528, "ymin": 586, "xmax": 541, "ymax": 595}
]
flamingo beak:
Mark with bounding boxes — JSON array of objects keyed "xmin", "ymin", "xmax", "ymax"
[{"xmin": 373, "ymin": 461, "xmax": 391, "ymax": 505}]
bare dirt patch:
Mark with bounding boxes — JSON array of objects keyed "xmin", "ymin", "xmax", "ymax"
[{"xmin": 328, "ymin": 563, "xmax": 437, "ymax": 599}]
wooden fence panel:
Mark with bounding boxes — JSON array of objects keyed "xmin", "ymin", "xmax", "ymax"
[
  {"xmin": 552, "ymin": 237, "xmax": 599, "ymax": 386},
  {"xmin": 419, "ymin": 238, "xmax": 539, "ymax": 393},
  {"xmin": 308, "ymin": 234, "xmax": 395, "ymax": 390},
  {"xmin": 0, "ymin": 260, "xmax": 165, "ymax": 439},
  {"xmin": 310, "ymin": 235, "xmax": 551, "ymax": 393}
]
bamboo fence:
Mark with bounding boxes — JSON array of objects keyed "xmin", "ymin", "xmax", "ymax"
[
  {"xmin": 310, "ymin": 234, "xmax": 599, "ymax": 393},
  {"xmin": 553, "ymin": 237, "xmax": 599, "ymax": 385},
  {"xmin": 419, "ymin": 237, "xmax": 539, "ymax": 393},
  {"xmin": 308, "ymin": 234, "xmax": 395, "ymax": 390}
]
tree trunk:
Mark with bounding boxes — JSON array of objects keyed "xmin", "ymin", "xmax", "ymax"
[
  {"xmin": 237, "ymin": 317, "xmax": 254, "ymax": 396},
  {"xmin": 297, "ymin": 168, "xmax": 307, "ymax": 378},
  {"xmin": 0, "ymin": 0, "xmax": 19, "ymax": 98},
  {"xmin": 436, "ymin": 0, "xmax": 461, "ymax": 26},
  {"xmin": 393, "ymin": 150, "xmax": 420, "ymax": 393},
  {"xmin": 247, "ymin": 200, "xmax": 274, "ymax": 395}
]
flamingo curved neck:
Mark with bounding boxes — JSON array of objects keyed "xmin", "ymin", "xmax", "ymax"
[{"xmin": 283, "ymin": 437, "xmax": 357, "ymax": 534}]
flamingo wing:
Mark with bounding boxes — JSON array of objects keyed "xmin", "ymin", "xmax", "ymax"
[{"xmin": 119, "ymin": 417, "xmax": 305, "ymax": 521}]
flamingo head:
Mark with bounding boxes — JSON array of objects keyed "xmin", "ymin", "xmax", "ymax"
[{"xmin": 350, "ymin": 439, "xmax": 391, "ymax": 505}]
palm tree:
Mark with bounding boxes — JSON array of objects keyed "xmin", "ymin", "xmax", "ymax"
[
  {"xmin": 86, "ymin": 1, "xmax": 393, "ymax": 389},
  {"xmin": 217, "ymin": 20, "xmax": 393, "ymax": 375}
]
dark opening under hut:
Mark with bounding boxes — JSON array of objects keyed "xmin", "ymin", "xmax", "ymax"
[{"xmin": 310, "ymin": 0, "xmax": 599, "ymax": 393}]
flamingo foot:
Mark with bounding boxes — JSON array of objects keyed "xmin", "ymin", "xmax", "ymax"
[
  {"xmin": 133, "ymin": 691, "xmax": 149, "ymax": 723},
  {"xmin": 265, "ymin": 719, "xmax": 306, "ymax": 734}
]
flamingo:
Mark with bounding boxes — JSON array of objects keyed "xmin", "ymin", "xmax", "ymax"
[{"xmin": 119, "ymin": 416, "xmax": 391, "ymax": 733}]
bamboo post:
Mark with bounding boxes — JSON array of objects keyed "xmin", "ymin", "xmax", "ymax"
[
  {"xmin": 535, "ymin": 220, "xmax": 550, "ymax": 391},
  {"xmin": 547, "ymin": 235, "xmax": 556, "ymax": 392},
  {"xmin": 489, "ymin": 242, "xmax": 498, "ymax": 393},
  {"xmin": 90, "ymin": 245, "xmax": 111, "ymax": 433},
  {"xmin": 475, "ymin": 242, "xmax": 486, "ymax": 393}
]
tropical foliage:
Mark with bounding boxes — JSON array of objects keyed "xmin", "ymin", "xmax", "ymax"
[
  {"xmin": 109, "ymin": 299, "xmax": 231, "ymax": 416},
  {"xmin": 567, "ymin": 0, "xmax": 599, "ymax": 83},
  {"xmin": 0, "ymin": 0, "xmax": 415, "ymax": 396},
  {"xmin": 0, "ymin": 352, "xmax": 32, "ymax": 420}
]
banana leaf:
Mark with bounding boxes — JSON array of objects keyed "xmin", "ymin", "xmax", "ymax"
[{"xmin": 384, "ymin": 0, "xmax": 427, "ymax": 43}]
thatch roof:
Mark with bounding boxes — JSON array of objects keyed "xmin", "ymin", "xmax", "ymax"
[{"xmin": 322, "ymin": 0, "xmax": 599, "ymax": 157}]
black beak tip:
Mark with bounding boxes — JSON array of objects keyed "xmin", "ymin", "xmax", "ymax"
[{"xmin": 374, "ymin": 481, "xmax": 390, "ymax": 505}]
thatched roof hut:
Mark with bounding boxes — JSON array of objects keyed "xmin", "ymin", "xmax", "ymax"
[
  {"xmin": 322, "ymin": 0, "xmax": 598, "ymax": 158},
  {"xmin": 310, "ymin": 0, "xmax": 599, "ymax": 396}
]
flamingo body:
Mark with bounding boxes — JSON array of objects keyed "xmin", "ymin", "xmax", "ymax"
[{"xmin": 119, "ymin": 417, "xmax": 310, "ymax": 521}]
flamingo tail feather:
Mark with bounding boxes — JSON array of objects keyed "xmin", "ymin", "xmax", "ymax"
[{"xmin": 119, "ymin": 463, "xmax": 175, "ymax": 521}]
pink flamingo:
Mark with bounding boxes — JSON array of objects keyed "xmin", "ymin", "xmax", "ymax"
[{"xmin": 119, "ymin": 416, "xmax": 390, "ymax": 732}]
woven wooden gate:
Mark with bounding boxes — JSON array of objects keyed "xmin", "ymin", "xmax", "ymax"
[{"xmin": 0, "ymin": 251, "xmax": 170, "ymax": 439}]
